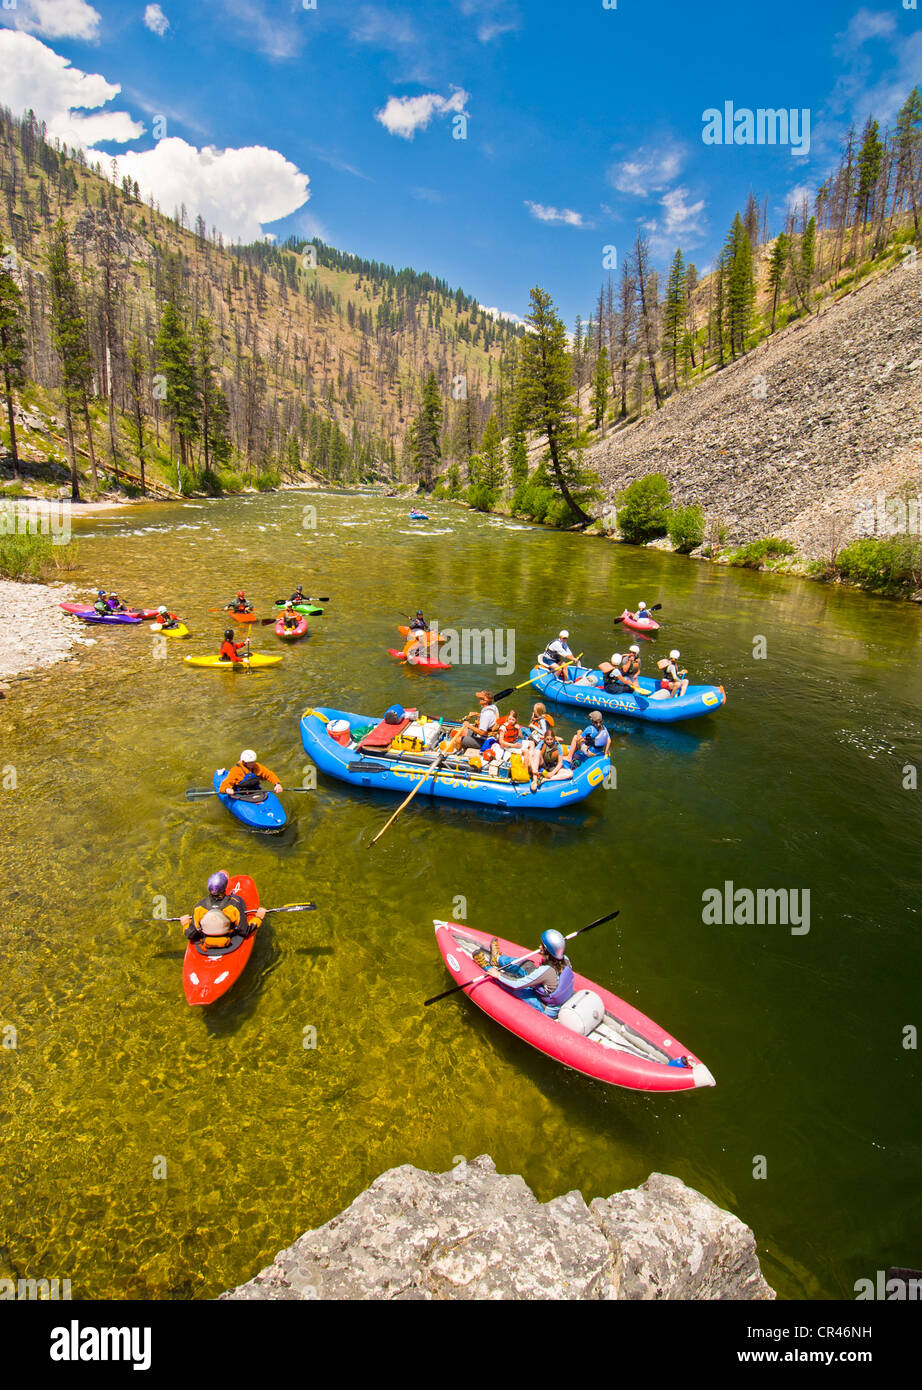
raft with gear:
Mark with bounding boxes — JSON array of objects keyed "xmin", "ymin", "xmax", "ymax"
[
  {"xmin": 434, "ymin": 921, "xmax": 715, "ymax": 1093},
  {"xmin": 213, "ymin": 769, "xmax": 287, "ymax": 832},
  {"xmin": 182, "ymin": 872, "xmax": 261, "ymax": 1006},
  {"xmin": 299, "ymin": 706, "xmax": 610, "ymax": 810},
  {"xmin": 275, "ymin": 615, "xmax": 309, "ymax": 641},
  {"xmin": 529, "ymin": 664, "xmax": 726, "ymax": 724}
]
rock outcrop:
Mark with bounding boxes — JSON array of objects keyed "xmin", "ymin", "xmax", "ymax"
[
  {"xmin": 222, "ymin": 1156, "xmax": 774, "ymax": 1301},
  {"xmin": 588, "ymin": 262, "xmax": 922, "ymax": 555}
]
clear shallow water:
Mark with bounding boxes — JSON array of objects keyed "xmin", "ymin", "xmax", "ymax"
[{"xmin": 0, "ymin": 491, "xmax": 920, "ymax": 1299}]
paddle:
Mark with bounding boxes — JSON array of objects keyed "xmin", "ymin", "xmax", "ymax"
[
  {"xmin": 424, "ymin": 909, "xmax": 621, "ymax": 1006},
  {"xmin": 185, "ymin": 786, "xmax": 315, "ymax": 800},
  {"xmin": 156, "ymin": 902, "xmax": 318, "ymax": 924},
  {"xmin": 490, "ymin": 654, "xmax": 584, "ymax": 704},
  {"xmin": 275, "ymin": 596, "xmax": 329, "ymax": 605},
  {"xmin": 369, "ymin": 754, "xmax": 447, "ymax": 845}
]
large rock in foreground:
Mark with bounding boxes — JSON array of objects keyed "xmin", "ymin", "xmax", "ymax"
[{"xmin": 222, "ymin": 1157, "xmax": 774, "ymax": 1301}]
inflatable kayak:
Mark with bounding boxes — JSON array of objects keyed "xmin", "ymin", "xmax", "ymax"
[
  {"xmin": 274, "ymin": 600, "xmax": 323, "ymax": 617},
  {"xmin": 182, "ymin": 872, "xmax": 261, "ymax": 1006},
  {"xmin": 397, "ymin": 626, "xmax": 445, "ymax": 645},
  {"xmin": 300, "ymin": 706, "xmax": 609, "ymax": 810},
  {"xmin": 149, "ymin": 621, "xmax": 189, "ymax": 638},
  {"xmin": 275, "ymin": 615, "xmax": 308, "ymax": 641},
  {"xmin": 184, "ymin": 653, "xmax": 282, "ymax": 669},
  {"xmin": 77, "ymin": 612, "xmax": 142, "ymax": 625},
  {"xmin": 213, "ymin": 769, "xmax": 287, "ymax": 832},
  {"xmin": 433, "ymin": 921, "xmax": 715, "ymax": 1093},
  {"xmin": 529, "ymin": 665, "xmax": 726, "ymax": 724},
  {"xmin": 409, "ymin": 511, "xmax": 429, "ymax": 521},
  {"xmin": 619, "ymin": 609, "xmax": 660, "ymax": 634},
  {"xmin": 388, "ymin": 648, "xmax": 452, "ymax": 671}
]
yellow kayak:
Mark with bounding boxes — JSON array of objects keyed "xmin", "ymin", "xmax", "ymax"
[
  {"xmin": 150, "ymin": 622, "xmax": 190, "ymax": 638},
  {"xmin": 184, "ymin": 653, "xmax": 282, "ymax": 669}
]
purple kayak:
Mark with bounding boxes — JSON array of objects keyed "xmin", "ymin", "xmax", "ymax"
[{"xmin": 77, "ymin": 612, "xmax": 142, "ymax": 625}]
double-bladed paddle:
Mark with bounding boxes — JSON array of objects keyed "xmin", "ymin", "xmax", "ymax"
[
  {"xmin": 154, "ymin": 902, "xmax": 317, "ymax": 924},
  {"xmin": 423, "ymin": 910, "xmax": 620, "ymax": 1006},
  {"xmin": 184, "ymin": 786, "xmax": 314, "ymax": 800}
]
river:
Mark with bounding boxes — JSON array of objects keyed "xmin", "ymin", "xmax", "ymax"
[{"xmin": 1, "ymin": 490, "xmax": 919, "ymax": 1299}]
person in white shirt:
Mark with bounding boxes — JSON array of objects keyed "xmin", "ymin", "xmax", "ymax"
[
  {"xmin": 537, "ymin": 630, "xmax": 576, "ymax": 683},
  {"xmin": 443, "ymin": 690, "xmax": 499, "ymax": 754}
]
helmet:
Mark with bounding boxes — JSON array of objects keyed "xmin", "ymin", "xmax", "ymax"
[
  {"xmin": 158, "ymin": 605, "xmax": 168, "ymax": 615},
  {"xmin": 237, "ymin": 591, "xmax": 245, "ymax": 599},
  {"xmin": 559, "ymin": 630, "xmax": 569, "ymax": 639},
  {"xmin": 630, "ymin": 644, "xmax": 640, "ymax": 654},
  {"xmin": 240, "ymin": 749, "xmax": 257, "ymax": 764},
  {"xmin": 97, "ymin": 589, "xmax": 106, "ymax": 596},
  {"xmin": 540, "ymin": 929, "xmax": 567, "ymax": 960},
  {"xmin": 670, "ymin": 649, "xmax": 681, "ymax": 660},
  {"xmin": 285, "ymin": 601, "xmax": 294, "ymax": 608},
  {"xmin": 416, "ymin": 610, "xmax": 424, "ymax": 616},
  {"xmin": 638, "ymin": 601, "xmax": 647, "ymax": 610},
  {"xmin": 224, "ymin": 629, "xmax": 234, "ymax": 641},
  {"xmin": 612, "ymin": 652, "xmax": 622, "ymax": 663},
  {"xmin": 201, "ymin": 908, "xmax": 231, "ymax": 936},
  {"xmin": 207, "ymin": 871, "xmax": 228, "ymax": 898}
]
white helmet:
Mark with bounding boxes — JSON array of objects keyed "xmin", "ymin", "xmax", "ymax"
[
  {"xmin": 612, "ymin": 652, "xmax": 622, "ymax": 663},
  {"xmin": 240, "ymin": 749, "xmax": 258, "ymax": 764},
  {"xmin": 638, "ymin": 601, "xmax": 647, "ymax": 610},
  {"xmin": 630, "ymin": 644, "xmax": 640, "ymax": 654},
  {"xmin": 670, "ymin": 649, "xmax": 680, "ymax": 660},
  {"xmin": 559, "ymin": 630, "xmax": 569, "ymax": 639},
  {"xmin": 158, "ymin": 605, "xmax": 168, "ymax": 615}
]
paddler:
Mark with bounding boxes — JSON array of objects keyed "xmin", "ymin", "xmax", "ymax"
[
  {"xmin": 290, "ymin": 584, "xmax": 307, "ymax": 604},
  {"xmin": 220, "ymin": 750, "xmax": 283, "ymax": 797},
  {"xmin": 106, "ymin": 591, "xmax": 128, "ymax": 612},
  {"xmin": 523, "ymin": 727, "xmax": 571, "ymax": 790},
  {"xmin": 408, "ymin": 609, "xmax": 429, "ymax": 632},
  {"xmin": 93, "ymin": 590, "xmax": 109, "ymax": 616},
  {"xmin": 537, "ymin": 630, "xmax": 576, "ymax": 683},
  {"xmin": 605, "ymin": 651, "xmax": 642, "ymax": 694},
  {"xmin": 155, "ymin": 604, "xmax": 181, "ymax": 631},
  {"xmin": 403, "ymin": 627, "xmax": 427, "ymax": 664},
  {"xmin": 473, "ymin": 929, "xmax": 575, "ymax": 1018},
  {"xmin": 180, "ymin": 870, "xmax": 266, "ymax": 945},
  {"xmin": 225, "ymin": 590, "xmax": 253, "ymax": 615},
  {"xmin": 624, "ymin": 600, "xmax": 651, "ymax": 624},
  {"xmin": 657, "ymin": 649, "xmax": 689, "ymax": 698},
  {"xmin": 218, "ymin": 628, "xmax": 249, "ymax": 664},
  {"xmin": 281, "ymin": 601, "xmax": 301, "ymax": 631},
  {"xmin": 446, "ymin": 689, "xmax": 499, "ymax": 754}
]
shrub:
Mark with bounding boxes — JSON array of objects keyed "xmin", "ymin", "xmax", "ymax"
[
  {"xmin": 835, "ymin": 537, "xmax": 922, "ymax": 593},
  {"xmin": 616, "ymin": 474, "xmax": 671, "ymax": 543},
  {"xmin": 467, "ymin": 482, "xmax": 497, "ymax": 513},
  {"xmin": 177, "ymin": 466, "xmax": 195, "ymax": 496},
  {"xmin": 544, "ymin": 495, "xmax": 580, "ymax": 528},
  {"xmin": 0, "ymin": 533, "xmax": 79, "ymax": 581},
  {"xmin": 512, "ymin": 482, "xmax": 554, "ymax": 523},
  {"xmin": 667, "ymin": 504, "xmax": 705, "ymax": 553},
  {"xmin": 728, "ymin": 537, "xmax": 796, "ymax": 568},
  {"xmin": 254, "ymin": 469, "xmax": 281, "ymax": 492}
]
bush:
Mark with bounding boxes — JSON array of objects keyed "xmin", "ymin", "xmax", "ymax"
[
  {"xmin": 0, "ymin": 532, "xmax": 79, "ymax": 581},
  {"xmin": 544, "ymin": 496, "xmax": 580, "ymax": 528},
  {"xmin": 177, "ymin": 466, "xmax": 195, "ymax": 496},
  {"xmin": 835, "ymin": 537, "xmax": 922, "ymax": 593},
  {"xmin": 512, "ymin": 482, "xmax": 554, "ymax": 523},
  {"xmin": 667, "ymin": 504, "xmax": 705, "ymax": 553},
  {"xmin": 198, "ymin": 468, "xmax": 224, "ymax": 497},
  {"xmin": 616, "ymin": 474, "xmax": 671, "ymax": 543},
  {"xmin": 254, "ymin": 469, "xmax": 281, "ymax": 492},
  {"xmin": 467, "ymin": 482, "xmax": 497, "ymax": 513},
  {"xmin": 728, "ymin": 537, "xmax": 796, "ymax": 568}
]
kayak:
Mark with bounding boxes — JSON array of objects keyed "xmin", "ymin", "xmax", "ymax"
[
  {"xmin": 529, "ymin": 664, "xmax": 726, "ymax": 724},
  {"xmin": 619, "ymin": 609, "xmax": 661, "ymax": 634},
  {"xmin": 408, "ymin": 511, "xmax": 429, "ymax": 521},
  {"xmin": 433, "ymin": 921, "xmax": 715, "ymax": 1093},
  {"xmin": 397, "ymin": 626, "xmax": 446, "ymax": 645},
  {"xmin": 182, "ymin": 872, "xmax": 261, "ymax": 1006},
  {"xmin": 300, "ymin": 706, "xmax": 609, "ymax": 810},
  {"xmin": 149, "ymin": 621, "xmax": 190, "ymax": 638},
  {"xmin": 226, "ymin": 611, "xmax": 259, "ymax": 623},
  {"xmin": 184, "ymin": 653, "xmax": 283, "ymax": 669},
  {"xmin": 77, "ymin": 612, "xmax": 142, "ymax": 626},
  {"xmin": 213, "ymin": 769, "xmax": 287, "ymax": 832},
  {"xmin": 275, "ymin": 615, "xmax": 308, "ymax": 641},
  {"xmin": 60, "ymin": 602, "xmax": 158, "ymax": 619},
  {"xmin": 274, "ymin": 600, "xmax": 323, "ymax": 617},
  {"xmin": 388, "ymin": 648, "xmax": 452, "ymax": 671}
]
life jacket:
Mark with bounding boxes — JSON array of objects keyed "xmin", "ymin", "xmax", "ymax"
[
  {"xmin": 537, "ymin": 960, "xmax": 575, "ymax": 1007},
  {"xmin": 541, "ymin": 644, "xmax": 567, "ymax": 666},
  {"xmin": 584, "ymin": 724, "xmax": 608, "ymax": 752},
  {"xmin": 230, "ymin": 599, "xmax": 249, "ymax": 612},
  {"xmin": 540, "ymin": 740, "xmax": 560, "ymax": 770},
  {"xmin": 219, "ymin": 640, "xmax": 241, "ymax": 662},
  {"xmin": 192, "ymin": 892, "xmax": 247, "ymax": 947}
]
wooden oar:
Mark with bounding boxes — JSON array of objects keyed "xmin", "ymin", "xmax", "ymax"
[
  {"xmin": 156, "ymin": 902, "xmax": 317, "ymax": 924},
  {"xmin": 369, "ymin": 755, "xmax": 447, "ymax": 845},
  {"xmin": 424, "ymin": 910, "xmax": 620, "ymax": 1006}
]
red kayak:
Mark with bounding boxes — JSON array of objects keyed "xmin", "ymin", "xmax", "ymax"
[
  {"xmin": 433, "ymin": 921, "xmax": 715, "ymax": 1093},
  {"xmin": 388, "ymin": 648, "xmax": 452, "ymax": 671},
  {"xmin": 60, "ymin": 602, "xmax": 158, "ymax": 619},
  {"xmin": 275, "ymin": 615, "xmax": 308, "ymax": 641},
  {"xmin": 618, "ymin": 609, "xmax": 660, "ymax": 634},
  {"xmin": 182, "ymin": 873, "xmax": 261, "ymax": 1006},
  {"xmin": 226, "ymin": 611, "xmax": 259, "ymax": 623}
]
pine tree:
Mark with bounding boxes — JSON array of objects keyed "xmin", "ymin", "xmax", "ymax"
[
  {"xmin": 631, "ymin": 231, "xmax": 663, "ymax": 408},
  {"xmin": 126, "ymin": 338, "xmax": 147, "ymax": 493},
  {"xmin": 723, "ymin": 213, "xmax": 755, "ymax": 357},
  {"xmin": 894, "ymin": 88, "xmax": 922, "ymax": 237},
  {"xmin": 855, "ymin": 116, "xmax": 884, "ymax": 225},
  {"xmin": 617, "ymin": 260, "xmax": 637, "ymax": 418},
  {"xmin": 591, "ymin": 345, "xmax": 609, "ymax": 429},
  {"xmin": 479, "ymin": 413, "xmax": 503, "ymax": 489},
  {"xmin": 682, "ymin": 263, "xmax": 699, "ymax": 372},
  {"xmin": 155, "ymin": 301, "xmax": 199, "ymax": 477},
  {"xmin": 792, "ymin": 216, "xmax": 817, "ymax": 313},
  {"xmin": 766, "ymin": 232, "xmax": 789, "ymax": 331},
  {"xmin": 195, "ymin": 317, "xmax": 231, "ymax": 473},
  {"xmin": 662, "ymin": 249, "xmax": 687, "ymax": 389},
  {"xmin": 0, "ymin": 267, "xmax": 26, "ymax": 479},
  {"xmin": 47, "ymin": 220, "xmax": 97, "ymax": 498},
  {"xmin": 407, "ymin": 371, "xmax": 442, "ymax": 489}
]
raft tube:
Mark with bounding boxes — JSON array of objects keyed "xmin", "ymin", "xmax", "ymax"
[{"xmin": 529, "ymin": 665, "xmax": 726, "ymax": 724}]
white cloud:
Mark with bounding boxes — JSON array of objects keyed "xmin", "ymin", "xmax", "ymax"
[
  {"xmin": 144, "ymin": 4, "xmax": 169, "ymax": 37},
  {"xmin": 375, "ymin": 88, "xmax": 469, "ymax": 139},
  {"xmin": 608, "ymin": 145, "xmax": 685, "ymax": 197},
  {"xmin": 0, "ymin": 32, "xmax": 310, "ymax": 241},
  {"xmin": 351, "ymin": 7, "xmax": 417, "ymax": 49},
  {"xmin": 642, "ymin": 187, "xmax": 707, "ymax": 257},
  {"xmin": 785, "ymin": 184, "xmax": 814, "ymax": 213},
  {"xmin": 458, "ymin": 0, "xmax": 520, "ymax": 44},
  {"xmin": 524, "ymin": 201, "xmax": 592, "ymax": 229},
  {"xmin": 0, "ymin": 0, "xmax": 101, "ymax": 41},
  {"xmin": 834, "ymin": 8, "xmax": 896, "ymax": 53},
  {"xmin": 481, "ymin": 304, "xmax": 525, "ymax": 326}
]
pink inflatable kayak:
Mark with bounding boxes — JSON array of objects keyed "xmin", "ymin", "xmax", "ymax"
[
  {"xmin": 618, "ymin": 609, "xmax": 660, "ymax": 633},
  {"xmin": 275, "ymin": 615, "xmax": 308, "ymax": 640},
  {"xmin": 433, "ymin": 921, "xmax": 715, "ymax": 1093}
]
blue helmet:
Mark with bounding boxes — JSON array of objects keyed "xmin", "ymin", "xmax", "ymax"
[{"xmin": 540, "ymin": 929, "xmax": 566, "ymax": 959}]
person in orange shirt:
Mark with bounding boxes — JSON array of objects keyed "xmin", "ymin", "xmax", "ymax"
[
  {"xmin": 218, "ymin": 629, "xmax": 248, "ymax": 663},
  {"xmin": 219, "ymin": 750, "xmax": 283, "ymax": 797},
  {"xmin": 179, "ymin": 870, "xmax": 266, "ymax": 945}
]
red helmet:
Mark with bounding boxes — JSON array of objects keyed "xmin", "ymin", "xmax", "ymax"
[{"xmin": 236, "ymin": 591, "xmax": 245, "ymax": 599}]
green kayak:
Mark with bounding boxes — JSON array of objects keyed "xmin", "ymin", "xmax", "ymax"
[{"xmin": 275, "ymin": 600, "xmax": 323, "ymax": 616}]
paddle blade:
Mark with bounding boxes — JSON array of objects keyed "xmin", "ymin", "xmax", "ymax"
[{"xmin": 185, "ymin": 788, "xmax": 217, "ymax": 800}]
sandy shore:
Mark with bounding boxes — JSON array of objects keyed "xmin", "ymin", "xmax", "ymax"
[{"xmin": 0, "ymin": 580, "xmax": 97, "ymax": 688}]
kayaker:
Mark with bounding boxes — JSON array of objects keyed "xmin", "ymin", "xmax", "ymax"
[
  {"xmin": 106, "ymin": 592, "xmax": 128, "ymax": 612},
  {"xmin": 225, "ymin": 591, "xmax": 253, "ymax": 615},
  {"xmin": 290, "ymin": 584, "xmax": 307, "ymax": 604},
  {"xmin": 657, "ymin": 649, "xmax": 689, "ymax": 698},
  {"xmin": 93, "ymin": 590, "xmax": 109, "ymax": 617},
  {"xmin": 156, "ymin": 605, "xmax": 180, "ymax": 631},
  {"xmin": 569, "ymin": 711, "xmax": 611, "ymax": 767},
  {"xmin": 281, "ymin": 601, "xmax": 301, "ymax": 632},
  {"xmin": 180, "ymin": 870, "xmax": 266, "ymax": 945},
  {"xmin": 626, "ymin": 601, "xmax": 651, "ymax": 624},
  {"xmin": 477, "ymin": 928, "xmax": 575, "ymax": 1018},
  {"xmin": 403, "ymin": 629, "xmax": 426, "ymax": 664},
  {"xmin": 537, "ymin": 630, "xmax": 576, "ymax": 683},
  {"xmin": 218, "ymin": 629, "xmax": 249, "ymax": 664},
  {"xmin": 220, "ymin": 750, "xmax": 283, "ymax": 796},
  {"xmin": 408, "ymin": 609, "xmax": 429, "ymax": 632}
]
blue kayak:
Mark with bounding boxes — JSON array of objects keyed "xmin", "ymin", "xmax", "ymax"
[
  {"xmin": 299, "ymin": 707, "xmax": 609, "ymax": 810},
  {"xmin": 529, "ymin": 665, "xmax": 726, "ymax": 724},
  {"xmin": 213, "ymin": 769, "xmax": 287, "ymax": 832}
]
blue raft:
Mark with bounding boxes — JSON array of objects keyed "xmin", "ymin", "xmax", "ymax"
[
  {"xmin": 213, "ymin": 769, "xmax": 287, "ymax": 832},
  {"xmin": 529, "ymin": 665, "xmax": 727, "ymax": 724},
  {"xmin": 299, "ymin": 707, "xmax": 610, "ymax": 810}
]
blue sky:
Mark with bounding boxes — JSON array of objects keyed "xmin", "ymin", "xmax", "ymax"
[{"xmin": 1, "ymin": 1, "xmax": 919, "ymax": 323}]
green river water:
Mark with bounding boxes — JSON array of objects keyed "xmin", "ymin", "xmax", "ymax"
[{"xmin": 1, "ymin": 490, "xmax": 920, "ymax": 1300}]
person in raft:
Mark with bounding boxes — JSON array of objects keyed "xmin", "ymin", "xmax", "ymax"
[
  {"xmin": 225, "ymin": 590, "xmax": 253, "ymax": 615},
  {"xmin": 537, "ymin": 630, "xmax": 576, "ymax": 682},
  {"xmin": 220, "ymin": 750, "xmax": 282, "ymax": 797},
  {"xmin": 568, "ymin": 711, "xmax": 611, "ymax": 768},
  {"xmin": 474, "ymin": 928, "xmax": 575, "ymax": 1018},
  {"xmin": 601, "ymin": 650, "xmax": 642, "ymax": 694},
  {"xmin": 280, "ymin": 601, "xmax": 301, "ymax": 631},
  {"xmin": 442, "ymin": 690, "xmax": 499, "ymax": 754},
  {"xmin": 218, "ymin": 629, "xmax": 249, "ymax": 663},
  {"xmin": 523, "ymin": 727, "xmax": 572, "ymax": 791},
  {"xmin": 180, "ymin": 870, "xmax": 266, "ymax": 946},
  {"xmin": 658, "ymin": 649, "xmax": 689, "ymax": 698},
  {"xmin": 155, "ymin": 605, "xmax": 181, "ymax": 630}
]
